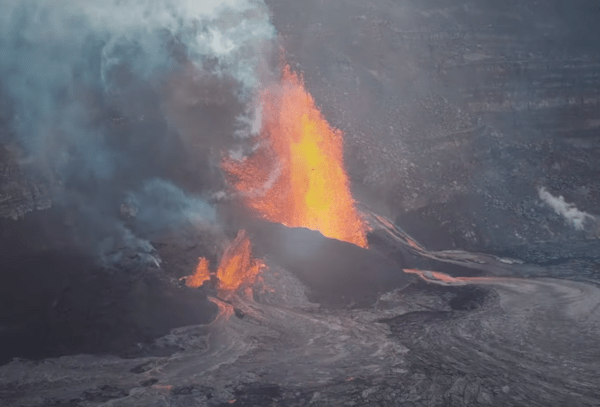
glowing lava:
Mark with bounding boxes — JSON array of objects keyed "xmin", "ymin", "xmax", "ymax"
[
  {"xmin": 216, "ymin": 230, "xmax": 265, "ymax": 292},
  {"xmin": 185, "ymin": 257, "xmax": 211, "ymax": 288},
  {"xmin": 186, "ymin": 230, "xmax": 264, "ymax": 294},
  {"xmin": 223, "ymin": 65, "xmax": 368, "ymax": 247}
]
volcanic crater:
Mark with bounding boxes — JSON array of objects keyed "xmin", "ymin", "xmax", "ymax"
[{"xmin": 1, "ymin": 0, "xmax": 600, "ymax": 406}]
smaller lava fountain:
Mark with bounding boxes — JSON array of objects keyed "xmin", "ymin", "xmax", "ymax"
[
  {"xmin": 185, "ymin": 230, "xmax": 265, "ymax": 295},
  {"xmin": 215, "ymin": 230, "xmax": 265, "ymax": 293},
  {"xmin": 223, "ymin": 65, "xmax": 368, "ymax": 248},
  {"xmin": 184, "ymin": 257, "xmax": 211, "ymax": 289}
]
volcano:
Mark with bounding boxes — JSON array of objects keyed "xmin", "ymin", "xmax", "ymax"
[{"xmin": 1, "ymin": 1, "xmax": 600, "ymax": 407}]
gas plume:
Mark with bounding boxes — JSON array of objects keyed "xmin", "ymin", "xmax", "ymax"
[
  {"xmin": 0, "ymin": 0, "xmax": 275, "ymax": 260},
  {"xmin": 538, "ymin": 187, "xmax": 596, "ymax": 231}
]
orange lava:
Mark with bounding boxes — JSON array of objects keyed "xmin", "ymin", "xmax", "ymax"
[
  {"xmin": 216, "ymin": 230, "xmax": 265, "ymax": 292},
  {"xmin": 403, "ymin": 268, "xmax": 463, "ymax": 283},
  {"xmin": 223, "ymin": 65, "xmax": 368, "ymax": 247},
  {"xmin": 403, "ymin": 268, "xmax": 502, "ymax": 285},
  {"xmin": 185, "ymin": 231, "xmax": 264, "ymax": 294},
  {"xmin": 185, "ymin": 257, "xmax": 211, "ymax": 288}
]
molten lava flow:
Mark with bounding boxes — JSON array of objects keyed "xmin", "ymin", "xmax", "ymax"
[
  {"xmin": 223, "ymin": 65, "xmax": 368, "ymax": 247},
  {"xmin": 185, "ymin": 257, "xmax": 211, "ymax": 288},
  {"xmin": 216, "ymin": 230, "xmax": 265, "ymax": 292}
]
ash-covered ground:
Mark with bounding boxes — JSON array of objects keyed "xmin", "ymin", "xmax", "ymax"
[
  {"xmin": 1, "ymin": 0, "xmax": 600, "ymax": 406},
  {"xmin": 1, "ymin": 219, "xmax": 600, "ymax": 407}
]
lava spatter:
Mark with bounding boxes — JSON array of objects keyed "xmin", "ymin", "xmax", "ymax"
[
  {"xmin": 186, "ymin": 230, "xmax": 264, "ymax": 295},
  {"xmin": 184, "ymin": 257, "xmax": 211, "ymax": 288}
]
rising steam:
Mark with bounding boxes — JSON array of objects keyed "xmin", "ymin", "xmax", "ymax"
[
  {"xmin": 0, "ymin": 0, "xmax": 275, "ymax": 260},
  {"xmin": 538, "ymin": 187, "xmax": 595, "ymax": 231}
]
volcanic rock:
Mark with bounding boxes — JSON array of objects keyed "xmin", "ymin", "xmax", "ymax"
[
  {"xmin": 0, "ymin": 215, "xmax": 219, "ymax": 365},
  {"xmin": 1, "ymin": 237, "xmax": 600, "ymax": 406},
  {"xmin": 247, "ymin": 220, "xmax": 412, "ymax": 308}
]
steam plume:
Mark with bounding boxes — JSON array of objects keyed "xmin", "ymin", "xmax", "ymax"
[
  {"xmin": 0, "ymin": 0, "xmax": 275, "ymax": 261},
  {"xmin": 538, "ymin": 187, "xmax": 595, "ymax": 231}
]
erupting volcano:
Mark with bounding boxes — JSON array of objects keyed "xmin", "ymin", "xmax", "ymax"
[
  {"xmin": 3, "ymin": 1, "xmax": 600, "ymax": 406},
  {"xmin": 223, "ymin": 65, "xmax": 368, "ymax": 248},
  {"xmin": 188, "ymin": 65, "xmax": 367, "ymax": 298}
]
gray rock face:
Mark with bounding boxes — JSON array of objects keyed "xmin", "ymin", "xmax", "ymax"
[{"xmin": 267, "ymin": 0, "xmax": 600, "ymax": 250}]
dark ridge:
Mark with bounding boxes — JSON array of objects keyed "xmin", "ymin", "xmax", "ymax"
[
  {"xmin": 246, "ymin": 220, "xmax": 413, "ymax": 309},
  {"xmin": 0, "ymin": 213, "xmax": 218, "ymax": 366}
]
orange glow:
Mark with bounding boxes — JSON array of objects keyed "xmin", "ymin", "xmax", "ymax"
[
  {"xmin": 403, "ymin": 268, "xmax": 500, "ymax": 285},
  {"xmin": 185, "ymin": 231, "xmax": 264, "ymax": 294},
  {"xmin": 403, "ymin": 268, "xmax": 463, "ymax": 283},
  {"xmin": 185, "ymin": 257, "xmax": 211, "ymax": 288},
  {"xmin": 223, "ymin": 64, "xmax": 368, "ymax": 247},
  {"xmin": 216, "ymin": 230, "xmax": 265, "ymax": 292}
]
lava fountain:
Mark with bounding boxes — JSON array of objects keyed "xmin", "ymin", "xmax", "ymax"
[
  {"xmin": 186, "ymin": 230, "xmax": 264, "ymax": 294},
  {"xmin": 223, "ymin": 65, "xmax": 368, "ymax": 248},
  {"xmin": 216, "ymin": 230, "xmax": 265, "ymax": 292},
  {"xmin": 185, "ymin": 257, "xmax": 211, "ymax": 289}
]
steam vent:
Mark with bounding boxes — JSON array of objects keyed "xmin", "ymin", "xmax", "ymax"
[{"xmin": 1, "ymin": 1, "xmax": 600, "ymax": 406}]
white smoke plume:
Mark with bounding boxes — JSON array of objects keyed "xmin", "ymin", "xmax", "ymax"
[
  {"xmin": 0, "ymin": 0, "xmax": 275, "ymax": 261},
  {"xmin": 0, "ymin": 0, "xmax": 274, "ymax": 164},
  {"xmin": 538, "ymin": 187, "xmax": 595, "ymax": 231}
]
